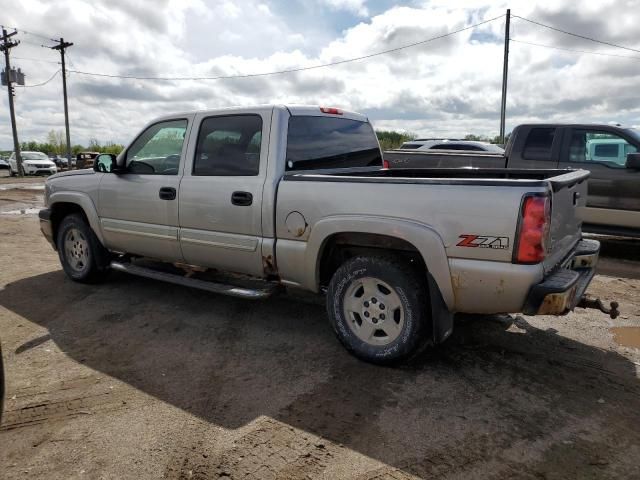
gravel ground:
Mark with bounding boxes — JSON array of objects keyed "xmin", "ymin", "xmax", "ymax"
[{"xmin": 0, "ymin": 179, "xmax": 639, "ymax": 479}]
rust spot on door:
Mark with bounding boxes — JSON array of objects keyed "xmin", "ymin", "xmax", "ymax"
[{"xmin": 262, "ymin": 254, "xmax": 277, "ymax": 276}]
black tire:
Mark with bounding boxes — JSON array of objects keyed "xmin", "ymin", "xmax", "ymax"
[
  {"xmin": 56, "ymin": 213, "xmax": 110, "ymax": 283},
  {"xmin": 327, "ymin": 256, "xmax": 431, "ymax": 365}
]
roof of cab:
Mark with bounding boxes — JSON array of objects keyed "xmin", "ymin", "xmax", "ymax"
[
  {"xmin": 145, "ymin": 105, "xmax": 369, "ymax": 127},
  {"xmin": 283, "ymin": 105, "xmax": 368, "ymax": 122}
]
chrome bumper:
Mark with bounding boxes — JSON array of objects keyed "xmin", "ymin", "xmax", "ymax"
[{"xmin": 522, "ymin": 239, "xmax": 600, "ymax": 316}]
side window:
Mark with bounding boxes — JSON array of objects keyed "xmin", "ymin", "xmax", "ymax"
[
  {"xmin": 125, "ymin": 119, "xmax": 187, "ymax": 175},
  {"xmin": 569, "ymin": 130, "xmax": 636, "ymax": 167},
  {"xmin": 523, "ymin": 128, "xmax": 556, "ymax": 160},
  {"xmin": 193, "ymin": 115, "xmax": 262, "ymax": 176}
]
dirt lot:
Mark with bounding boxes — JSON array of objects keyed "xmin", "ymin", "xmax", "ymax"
[{"xmin": 0, "ymin": 176, "xmax": 639, "ymax": 479}]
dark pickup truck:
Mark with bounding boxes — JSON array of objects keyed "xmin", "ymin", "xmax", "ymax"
[{"xmin": 385, "ymin": 124, "xmax": 640, "ymax": 238}]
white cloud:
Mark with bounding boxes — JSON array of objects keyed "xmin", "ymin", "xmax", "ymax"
[
  {"xmin": 319, "ymin": 0, "xmax": 369, "ymax": 17},
  {"xmin": 1, "ymin": 0, "xmax": 640, "ymax": 149}
]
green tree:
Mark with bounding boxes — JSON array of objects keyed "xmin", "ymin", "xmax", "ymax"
[
  {"xmin": 376, "ymin": 130, "xmax": 416, "ymax": 150},
  {"xmin": 46, "ymin": 130, "xmax": 66, "ymax": 154}
]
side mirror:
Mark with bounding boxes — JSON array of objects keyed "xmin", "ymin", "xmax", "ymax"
[
  {"xmin": 626, "ymin": 152, "xmax": 640, "ymax": 170},
  {"xmin": 94, "ymin": 154, "xmax": 118, "ymax": 173}
]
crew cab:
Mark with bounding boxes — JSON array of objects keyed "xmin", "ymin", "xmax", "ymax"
[
  {"xmin": 385, "ymin": 124, "xmax": 640, "ymax": 238},
  {"xmin": 39, "ymin": 106, "xmax": 608, "ymax": 364}
]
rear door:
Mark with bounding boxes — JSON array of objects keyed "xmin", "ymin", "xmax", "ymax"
[
  {"xmin": 178, "ymin": 108, "xmax": 272, "ymax": 277},
  {"xmin": 98, "ymin": 117, "xmax": 192, "ymax": 261},
  {"xmin": 559, "ymin": 127, "xmax": 640, "ymax": 229}
]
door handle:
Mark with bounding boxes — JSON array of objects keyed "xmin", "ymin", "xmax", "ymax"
[
  {"xmin": 231, "ymin": 191, "xmax": 253, "ymax": 206},
  {"xmin": 159, "ymin": 187, "xmax": 176, "ymax": 200}
]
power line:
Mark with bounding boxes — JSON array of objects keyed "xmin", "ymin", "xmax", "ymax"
[
  {"xmin": 65, "ymin": 14, "xmax": 505, "ymax": 81},
  {"xmin": 511, "ymin": 38, "xmax": 640, "ymax": 61},
  {"xmin": 20, "ymin": 69, "xmax": 60, "ymax": 87},
  {"xmin": 513, "ymin": 15, "xmax": 640, "ymax": 54},
  {"xmin": 12, "ymin": 55, "xmax": 60, "ymax": 65},
  {"xmin": 16, "ymin": 38, "xmax": 48, "ymax": 48},
  {"xmin": 0, "ymin": 24, "xmax": 57, "ymax": 42}
]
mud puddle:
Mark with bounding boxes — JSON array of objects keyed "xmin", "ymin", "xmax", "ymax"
[
  {"xmin": 610, "ymin": 326, "xmax": 640, "ymax": 348},
  {"xmin": 0, "ymin": 207, "xmax": 41, "ymax": 216}
]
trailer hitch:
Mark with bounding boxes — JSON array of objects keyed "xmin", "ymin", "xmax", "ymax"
[{"xmin": 577, "ymin": 295, "xmax": 620, "ymax": 319}]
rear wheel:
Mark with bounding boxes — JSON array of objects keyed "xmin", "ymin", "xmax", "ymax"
[
  {"xmin": 327, "ymin": 256, "xmax": 431, "ymax": 364},
  {"xmin": 57, "ymin": 214, "xmax": 110, "ymax": 283}
]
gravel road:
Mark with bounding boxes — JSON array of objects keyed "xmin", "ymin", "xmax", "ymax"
[{"xmin": 0, "ymin": 180, "xmax": 639, "ymax": 479}]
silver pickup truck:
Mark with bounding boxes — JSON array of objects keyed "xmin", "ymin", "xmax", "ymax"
[{"xmin": 38, "ymin": 105, "xmax": 610, "ymax": 364}]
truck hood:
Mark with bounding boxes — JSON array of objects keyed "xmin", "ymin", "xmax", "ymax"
[{"xmin": 48, "ymin": 168, "xmax": 95, "ymax": 180}]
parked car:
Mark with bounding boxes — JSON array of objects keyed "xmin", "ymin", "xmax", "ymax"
[
  {"xmin": 385, "ymin": 124, "xmax": 640, "ymax": 238},
  {"xmin": 75, "ymin": 152, "xmax": 100, "ymax": 169},
  {"xmin": 38, "ymin": 105, "xmax": 610, "ymax": 364},
  {"xmin": 0, "ymin": 158, "xmax": 10, "ymax": 170},
  {"xmin": 9, "ymin": 151, "xmax": 57, "ymax": 176},
  {"xmin": 50, "ymin": 155, "xmax": 69, "ymax": 169},
  {"xmin": 399, "ymin": 139, "xmax": 505, "ymax": 153}
]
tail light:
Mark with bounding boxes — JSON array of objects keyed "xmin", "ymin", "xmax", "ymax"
[
  {"xmin": 382, "ymin": 159, "xmax": 390, "ymax": 169},
  {"xmin": 515, "ymin": 194, "xmax": 551, "ymax": 264},
  {"xmin": 320, "ymin": 107, "xmax": 343, "ymax": 115}
]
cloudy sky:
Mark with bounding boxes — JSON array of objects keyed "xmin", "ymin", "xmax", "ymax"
[{"xmin": 1, "ymin": 0, "xmax": 639, "ymax": 148}]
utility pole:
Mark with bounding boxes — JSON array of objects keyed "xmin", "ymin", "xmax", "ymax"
[
  {"xmin": 499, "ymin": 9, "xmax": 510, "ymax": 145},
  {"xmin": 51, "ymin": 38, "xmax": 73, "ymax": 163},
  {"xmin": 1, "ymin": 28, "xmax": 23, "ymax": 176}
]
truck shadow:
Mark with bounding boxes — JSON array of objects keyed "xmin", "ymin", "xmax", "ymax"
[{"xmin": 2, "ymin": 270, "xmax": 639, "ymax": 478}]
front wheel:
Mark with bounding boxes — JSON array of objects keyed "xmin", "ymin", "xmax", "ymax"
[
  {"xmin": 327, "ymin": 256, "xmax": 431, "ymax": 365},
  {"xmin": 56, "ymin": 214, "xmax": 110, "ymax": 283}
]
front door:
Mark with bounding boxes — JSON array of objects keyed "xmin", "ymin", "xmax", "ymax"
[
  {"xmin": 98, "ymin": 117, "xmax": 192, "ymax": 261},
  {"xmin": 560, "ymin": 127, "xmax": 640, "ymax": 230},
  {"xmin": 178, "ymin": 110, "xmax": 271, "ymax": 277}
]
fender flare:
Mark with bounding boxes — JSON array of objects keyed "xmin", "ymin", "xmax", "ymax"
[
  {"xmin": 303, "ymin": 215, "xmax": 455, "ymax": 311},
  {"xmin": 49, "ymin": 191, "xmax": 105, "ymax": 245}
]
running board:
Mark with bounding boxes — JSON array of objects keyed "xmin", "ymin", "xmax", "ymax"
[{"xmin": 109, "ymin": 261, "xmax": 277, "ymax": 299}]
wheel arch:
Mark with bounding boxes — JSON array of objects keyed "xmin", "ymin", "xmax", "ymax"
[
  {"xmin": 49, "ymin": 192, "xmax": 105, "ymax": 247},
  {"xmin": 305, "ymin": 216, "xmax": 455, "ymax": 311}
]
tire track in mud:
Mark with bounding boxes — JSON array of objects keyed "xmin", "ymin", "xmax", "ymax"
[
  {"xmin": 2, "ymin": 392, "xmax": 118, "ymax": 431},
  {"xmin": 170, "ymin": 418, "xmax": 339, "ymax": 480},
  {"xmin": 1, "ymin": 376, "xmax": 131, "ymax": 432}
]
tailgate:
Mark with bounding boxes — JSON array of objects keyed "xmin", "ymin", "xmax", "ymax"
[{"xmin": 543, "ymin": 170, "xmax": 590, "ymax": 273}]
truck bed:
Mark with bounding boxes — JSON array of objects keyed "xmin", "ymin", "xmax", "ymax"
[
  {"xmin": 277, "ymin": 166, "xmax": 590, "ymax": 313},
  {"xmin": 284, "ymin": 166, "xmax": 588, "ymax": 191}
]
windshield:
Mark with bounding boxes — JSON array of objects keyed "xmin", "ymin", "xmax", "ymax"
[
  {"xmin": 286, "ymin": 116, "xmax": 382, "ymax": 171},
  {"xmin": 22, "ymin": 152, "xmax": 48, "ymax": 160}
]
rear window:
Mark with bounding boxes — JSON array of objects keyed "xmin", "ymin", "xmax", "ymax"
[
  {"xmin": 523, "ymin": 128, "xmax": 556, "ymax": 160},
  {"xmin": 286, "ymin": 116, "xmax": 382, "ymax": 171},
  {"xmin": 400, "ymin": 143, "xmax": 421, "ymax": 149}
]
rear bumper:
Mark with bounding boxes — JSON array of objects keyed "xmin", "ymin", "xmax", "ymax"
[
  {"xmin": 522, "ymin": 239, "xmax": 599, "ymax": 316},
  {"xmin": 39, "ymin": 208, "xmax": 55, "ymax": 249}
]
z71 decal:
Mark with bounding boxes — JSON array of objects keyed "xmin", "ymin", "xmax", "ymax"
[{"xmin": 457, "ymin": 234, "xmax": 509, "ymax": 250}]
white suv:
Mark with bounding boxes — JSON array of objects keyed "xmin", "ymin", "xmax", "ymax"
[
  {"xmin": 9, "ymin": 151, "xmax": 57, "ymax": 176},
  {"xmin": 399, "ymin": 139, "xmax": 504, "ymax": 153}
]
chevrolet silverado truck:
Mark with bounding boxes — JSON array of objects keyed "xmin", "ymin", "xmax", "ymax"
[
  {"xmin": 386, "ymin": 124, "xmax": 640, "ymax": 238},
  {"xmin": 38, "ymin": 106, "xmax": 613, "ymax": 364}
]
